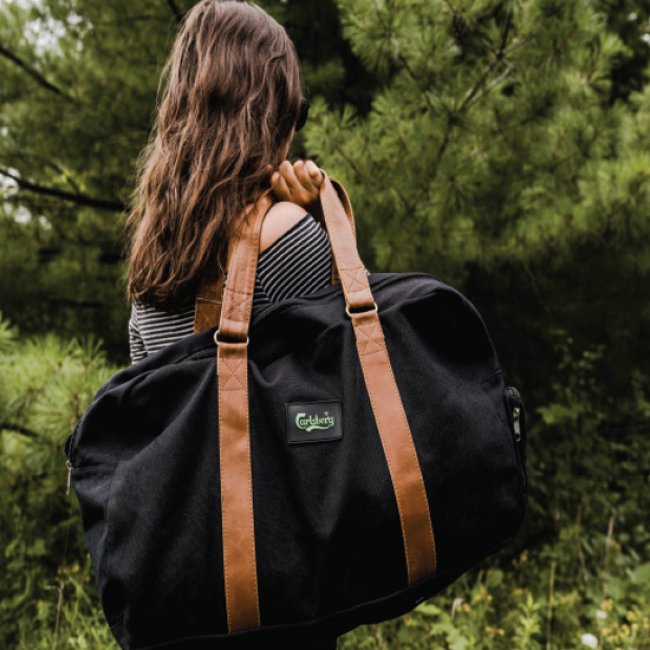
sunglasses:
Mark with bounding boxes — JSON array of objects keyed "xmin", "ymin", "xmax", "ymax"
[{"xmin": 295, "ymin": 97, "xmax": 310, "ymax": 132}]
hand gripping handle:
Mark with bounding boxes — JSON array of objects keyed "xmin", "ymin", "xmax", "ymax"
[{"xmin": 193, "ymin": 173, "xmax": 357, "ymax": 334}]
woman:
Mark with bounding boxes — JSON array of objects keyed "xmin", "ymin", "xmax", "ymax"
[
  {"xmin": 124, "ymin": 0, "xmax": 332, "ymax": 366},
  {"xmin": 123, "ymin": 1, "xmax": 339, "ymax": 647}
]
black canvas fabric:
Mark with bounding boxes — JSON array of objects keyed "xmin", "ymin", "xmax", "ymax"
[{"xmin": 64, "ymin": 271, "xmax": 529, "ymax": 649}]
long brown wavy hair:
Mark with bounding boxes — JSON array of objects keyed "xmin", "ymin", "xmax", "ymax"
[{"xmin": 123, "ymin": 0, "xmax": 305, "ymax": 312}]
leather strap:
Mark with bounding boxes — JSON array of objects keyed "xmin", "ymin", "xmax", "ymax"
[
  {"xmin": 327, "ymin": 175, "xmax": 357, "ymax": 285},
  {"xmin": 193, "ymin": 175, "xmax": 357, "ymax": 333},
  {"xmin": 193, "ymin": 216, "xmax": 248, "ymax": 334},
  {"xmin": 217, "ymin": 190, "xmax": 273, "ymax": 632},
  {"xmin": 319, "ymin": 174, "xmax": 438, "ymax": 583},
  {"xmin": 193, "ymin": 268, "xmax": 227, "ymax": 335},
  {"xmin": 215, "ymin": 173, "xmax": 437, "ymax": 633}
]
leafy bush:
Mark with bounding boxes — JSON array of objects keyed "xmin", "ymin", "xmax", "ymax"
[{"xmin": 1, "ymin": 312, "xmax": 648, "ymax": 648}]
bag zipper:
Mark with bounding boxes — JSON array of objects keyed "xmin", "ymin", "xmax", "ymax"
[
  {"xmin": 504, "ymin": 385, "xmax": 527, "ymax": 492},
  {"xmin": 504, "ymin": 385, "xmax": 523, "ymax": 444},
  {"xmin": 64, "ymin": 418, "xmax": 82, "ymax": 497},
  {"xmin": 65, "ymin": 458, "xmax": 73, "ymax": 496},
  {"xmin": 513, "ymin": 404, "xmax": 521, "ymax": 442}
]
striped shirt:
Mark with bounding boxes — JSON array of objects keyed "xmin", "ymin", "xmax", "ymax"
[{"xmin": 128, "ymin": 212, "xmax": 332, "ymax": 364}]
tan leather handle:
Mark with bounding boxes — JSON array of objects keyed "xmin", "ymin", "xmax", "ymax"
[
  {"xmin": 320, "ymin": 171, "xmax": 359, "ymax": 287},
  {"xmin": 215, "ymin": 190, "xmax": 272, "ymax": 633},
  {"xmin": 193, "ymin": 225, "xmax": 240, "ymax": 335},
  {"xmin": 194, "ymin": 194, "xmax": 272, "ymax": 334},
  {"xmin": 215, "ymin": 172, "xmax": 437, "ymax": 634},
  {"xmin": 216, "ymin": 192, "xmax": 275, "ymax": 342},
  {"xmin": 193, "ymin": 173, "xmax": 357, "ymax": 334},
  {"xmin": 318, "ymin": 171, "xmax": 376, "ymax": 312},
  {"xmin": 217, "ymin": 171, "xmax": 372, "ymax": 340}
]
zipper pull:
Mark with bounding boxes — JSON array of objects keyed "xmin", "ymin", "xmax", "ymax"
[
  {"xmin": 65, "ymin": 459, "xmax": 73, "ymax": 496},
  {"xmin": 512, "ymin": 406, "xmax": 521, "ymax": 441}
]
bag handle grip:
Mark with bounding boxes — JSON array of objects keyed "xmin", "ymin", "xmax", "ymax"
[
  {"xmin": 216, "ymin": 171, "xmax": 372, "ymax": 341},
  {"xmin": 215, "ymin": 171, "xmax": 437, "ymax": 633}
]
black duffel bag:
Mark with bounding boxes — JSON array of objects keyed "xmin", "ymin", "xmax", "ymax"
[{"xmin": 64, "ymin": 171, "xmax": 528, "ymax": 649}]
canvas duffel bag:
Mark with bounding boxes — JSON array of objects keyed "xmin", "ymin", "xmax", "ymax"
[{"xmin": 64, "ymin": 171, "xmax": 528, "ymax": 649}]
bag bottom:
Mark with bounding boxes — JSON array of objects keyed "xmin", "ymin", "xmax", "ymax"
[{"xmin": 122, "ymin": 532, "xmax": 517, "ymax": 650}]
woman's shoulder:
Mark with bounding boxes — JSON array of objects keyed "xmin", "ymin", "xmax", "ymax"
[
  {"xmin": 258, "ymin": 209, "xmax": 329, "ymax": 265},
  {"xmin": 256, "ymin": 207, "xmax": 332, "ymax": 301},
  {"xmin": 260, "ymin": 200, "xmax": 323, "ymax": 255},
  {"xmin": 130, "ymin": 203, "xmax": 330, "ymax": 317}
]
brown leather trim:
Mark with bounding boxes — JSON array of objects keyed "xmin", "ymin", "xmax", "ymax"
[
  {"xmin": 193, "ymin": 200, "xmax": 271, "ymax": 334},
  {"xmin": 218, "ymin": 339, "xmax": 260, "ymax": 631},
  {"xmin": 194, "ymin": 275, "xmax": 226, "ymax": 334},
  {"xmin": 319, "ymin": 176, "xmax": 374, "ymax": 311},
  {"xmin": 349, "ymin": 308, "xmax": 438, "ymax": 582},
  {"xmin": 319, "ymin": 173, "xmax": 437, "ymax": 584},
  {"xmin": 217, "ymin": 192, "xmax": 272, "ymax": 632},
  {"xmin": 214, "ymin": 172, "xmax": 435, "ymax": 635},
  {"xmin": 193, "ymin": 224, "xmax": 234, "ymax": 334},
  {"xmin": 328, "ymin": 175, "xmax": 356, "ymax": 286},
  {"xmin": 218, "ymin": 197, "xmax": 273, "ymax": 341}
]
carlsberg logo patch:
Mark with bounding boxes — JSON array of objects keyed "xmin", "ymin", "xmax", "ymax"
[
  {"xmin": 295, "ymin": 411, "xmax": 335, "ymax": 432},
  {"xmin": 286, "ymin": 401, "xmax": 342, "ymax": 444}
]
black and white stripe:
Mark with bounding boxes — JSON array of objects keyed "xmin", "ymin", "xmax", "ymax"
[{"xmin": 128, "ymin": 212, "xmax": 332, "ymax": 364}]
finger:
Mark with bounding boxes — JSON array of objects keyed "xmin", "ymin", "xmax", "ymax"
[
  {"xmin": 279, "ymin": 159, "xmax": 302, "ymax": 191},
  {"xmin": 271, "ymin": 173, "xmax": 292, "ymax": 201},
  {"xmin": 280, "ymin": 160, "xmax": 311, "ymax": 203},
  {"xmin": 293, "ymin": 160, "xmax": 318, "ymax": 194},
  {"xmin": 305, "ymin": 160, "xmax": 324, "ymax": 185}
]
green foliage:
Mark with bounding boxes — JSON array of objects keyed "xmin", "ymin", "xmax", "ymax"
[
  {"xmin": 0, "ymin": 310, "xmax": 119, "ymax": 648},
  {"xmin": 304, "ymin": 11, "xmax": 650, "ymax": 644},
  {"xmin": 305, "ymin": 0, "xmax": 647, "ymax": 278},
  {"xmin": 1, "ymin": 0, "xmax": 649, "ymax": 647},
  {"xmin": 340, "ymin": 558, "xmax": 650, "ymax": 649}
]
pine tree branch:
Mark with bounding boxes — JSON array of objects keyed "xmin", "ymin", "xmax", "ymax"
[
  {"xmin": 396, "ymin": 53, "xmax": 437, "ymax": 115},
  {"xmin": 165, "ymin": 0, "xmax": 185, "ymax": 23},
  {"xmin": 48, "ymin": 161, "xmax": 83, "ymax": 196},
  {"xmin": 0, "ymin": 168, "xmax": 126, "ymax": 212},
  {"xmin": 497, "ymin": 7, "xmax": 513, "ymax": 59},
  {"xmin": 0, "ymin": 421, "xmax": 39, "ymax": 438},
  {"xmin": 361, "ymin": 4, "xmax": 519, "ymax": 213},
  {"xmin": 331, "ymin": 139, "xmax": 414, "ymax": 210},
  {"xmin": 0, "ymin": 44, "xmax": 73, "ymax": 100},
  {"xmin": 464, "ymin": 63, "xmax": 514, "ymax": 110},
  {"xmin": 459, "ymin": 59, "xmax": 502, "ymax": 111},
  {"xmin": 395, "ymin": 7, "xmax": 516, "ymax": 175},
  {"xmin": 460, "ymin": 7, "xmax": 515, "ymax": 111},
  {"xmin": 432, "ymin": 119, "xmax": 452, "ymax": 171}
]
